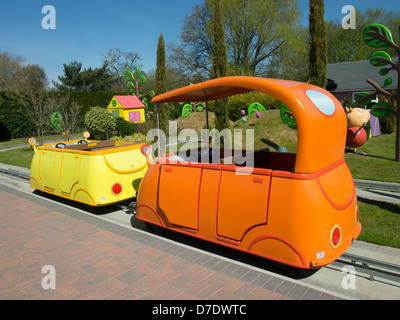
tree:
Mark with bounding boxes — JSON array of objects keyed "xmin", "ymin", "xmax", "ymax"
[
  {"xmin": 103, "ymin": 48, "xmax": 142, "ymax": 91},
  {"xmin": 49, "ymin": 94, "xmax": 83, "ymax": 136},
  {"xmin": 53, "ymin": 61, "xmax": 116, "ymax": 91},
  {"xmin": 169, "ymin": 0, "xmax": 303, "ymax": 80},
  {"xmin": 8, "ymin": 91, "xmax": 59, "ymax": 145},
  {"xmin": 211, "ymin": 0, "xmax": 229, "ymax": 133},
  {"xmin": 8, "ymin": 63, "xmax": 48, "ymax": 92},
  {"xmin": 155, "ymin": 33, "xmax": 168, "ymax": 134},
  {"xmin": 0, "ymin": 51, "xmax": 24, "ymax": 91},
  {"xmin": 326, "ymin": 8, "xmax": 400, "ymax": 64},
  {"xmin": 308, "ymin": 0, "xmax": 327, "ymax": 88},
  {"xmin": 84, "ymin": 106, "xmax": 116, "ymax": 140},
  {"xmin": 355, "ymin": 23, "xmax": 400, "ymax": 162}
]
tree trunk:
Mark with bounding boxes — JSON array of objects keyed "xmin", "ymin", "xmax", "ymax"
[{"xmin": 396, "ymin": 100, "xmax": 400, "ymax": 161}]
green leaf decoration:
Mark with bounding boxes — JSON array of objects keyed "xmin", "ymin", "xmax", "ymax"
[
  {"xmin": 370, "ymin": 51, "xmax": 392, "ymax": 67},
  {"xmin": 134, "ymin": 68, "xmax": 141, "ymax": 78},
  {"xmin": 355, "ymin": 92, "xmax": 374, "ymax": 106},
  {"xmin": 138, "ymin": 74, "xmax": 146, "ymax": 87},
  {"xmin": 51, "ymin": 112, "xmax": 64, "ymax": 131},
  {"xmin": 248, "ymin": 103, "xmax": 266, "ymax": 115},
  {"xmin": 382, "ymin": 78, "xmax": 393, "ymax": 89},
  {"xmin": 182, "ymin": 104, "xmax": 193, "ymax": 118},
  {"xmin": 124, "ymin": 70, "xmax": 134, "ymax": 81},
  {"xmin": 363, "ymin": 24, "xmax": 393, "ymax": 48},
  {"xmin": 280, "ymin": 104, "xmax": 297, "ymax": 130},
  {"xmin": 379, "ymin": 68, "xmax": 390, "ymax": 76},
  {"xmin": 371, "ymin": 102, "xmax": 393, "ymax": 118}
]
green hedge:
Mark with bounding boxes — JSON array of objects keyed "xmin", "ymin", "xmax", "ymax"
[{"xmin": 0, "ymin": 91, "xmax": 125, "ymax": 139}]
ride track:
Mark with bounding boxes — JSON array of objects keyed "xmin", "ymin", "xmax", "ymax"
[{"xmin": 1, "ymin": 167, "xmax": 399, "ymax": 289}]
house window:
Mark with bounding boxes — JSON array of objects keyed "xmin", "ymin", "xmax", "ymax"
[
  {"xmin": 129, "ymin": 111, "xmax": 141, "ymax": 122},
  {"xmin": 112, "ymin": 110, "xmax": 120, "ymax": 118}
]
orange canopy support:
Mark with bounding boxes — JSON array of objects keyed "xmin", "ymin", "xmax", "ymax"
[{"xmin": 152, "ymin": 76, "xmax": 347, "ymax": 174}]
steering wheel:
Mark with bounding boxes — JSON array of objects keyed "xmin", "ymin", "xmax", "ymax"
[
  {"xmin": 77, "ymin": 140, "xmax": 89, "ymax": 144},
  {"xmin": 55, "ymin": 143, "xmax": 66, "ymax": 149}
]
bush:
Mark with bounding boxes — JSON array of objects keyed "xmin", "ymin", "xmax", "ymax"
[
  {"xmin": 84, "ymin": 106, "xmax": 116, "ymax": 139},
  {"xmin": 380, "ymin": 114, "xmax": 396, "ymax": 134},
  {"xmin": 115, "ymin": 117, "xmax": 136, "ymax": 137},
  {"xmin": 227, "ymin": 92, "xmax": 281, "ymax": 121},
  {"xmin": 110, "ymin": 133, "xmax": 147, "ymax": 142},
  {"xmin": 0, "ymin": 121, "xmax": 11, "ymax": 141}
]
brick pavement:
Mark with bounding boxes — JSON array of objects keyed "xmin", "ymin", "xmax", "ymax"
[{"xmin": 0, "ymin": 183, "xmax": 341, "ymax": 301}]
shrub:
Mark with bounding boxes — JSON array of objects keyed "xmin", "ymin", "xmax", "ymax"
[
  {"xmin": 84, "ymin": 107, "xmax": 116, "ymax": 140},
  {"xmin": 0, "ymin": 121, "xmax": 11, "ymax": 141},
  {"xmin": 115, "ymin": 117, "xmax": 136, "ymax": 137},
  {"xmin": 110, "ymin": 133, "xmax": 147, "ymax": 142},
  {"xmin": 227, "ymin": 92, "xmax": 281, "ymax": 121}
]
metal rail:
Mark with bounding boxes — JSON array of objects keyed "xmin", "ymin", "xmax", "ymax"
[
  {"xmin": 354, "ymin": 180, "xmax": 400, "ymax": 193},
  {"xmin": 330, "ymin": 253, "xmax": 400, "ymax": 286},
  {"xmin": 0, "ymin": 168, "xmax": 30, "ymax": 182},
  {"xmin": 1, "ymin": 167, "xmax": 400, "ymax": 286}
]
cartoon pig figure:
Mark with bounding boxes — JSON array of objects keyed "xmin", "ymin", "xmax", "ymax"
[
  {"xmin": 345, "ymin": 107, "xmax": 371, "ymax": 128},
  {"xmin": 345, "ymin": 107, "xmax": 371, "ymax": 149}
]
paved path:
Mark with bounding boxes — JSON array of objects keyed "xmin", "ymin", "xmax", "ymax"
[{"xmin": 0, "ymin": 182, "xmax": 342, "ymax": 301}]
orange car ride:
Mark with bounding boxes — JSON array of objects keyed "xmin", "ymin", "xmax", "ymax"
[{"xmin": 135, "ymin": 76, "xmax": 361, "ymax": 269}]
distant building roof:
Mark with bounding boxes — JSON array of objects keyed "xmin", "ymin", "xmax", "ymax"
[
  {"xmin": 327, "ymin": 59, "xmax": 398, "ymax": 92},
  {"xmin": 114, "ymin": 95, "xmax": 145, "ymax": 109}
]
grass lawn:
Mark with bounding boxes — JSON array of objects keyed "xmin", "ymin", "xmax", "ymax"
[
  {"xmin": 358, "ymin": 198, "xmax": 400, "ymax": 249},
  {"xmin": 345, "ymin": 133, "xmax": 400, "ymax": 183},
  {"xmin": 0, "ymin": 147, "xmax": 34, "ymax": 169}
]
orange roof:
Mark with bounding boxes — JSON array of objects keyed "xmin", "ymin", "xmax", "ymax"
[
  {"xmin": 115, "ymin": 96, "xmax": 145, "ymax": 109},
  {"xmin": 151, "ymin": 76, "xmax": 348, "ymax": 174}
]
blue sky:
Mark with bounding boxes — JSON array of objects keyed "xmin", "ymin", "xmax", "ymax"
[{"xmin": 0, "ymin": 0, "xmax": 397, "ymax": 86}]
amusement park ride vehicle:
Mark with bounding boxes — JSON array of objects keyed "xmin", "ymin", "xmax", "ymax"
[
  {"xmin": 28, "ymin": 132, "xmax": 151, "ymax": 207},
  {"xmin": 135, "ymin": 76, "xmax": 361, "ymax": 269},
  {"xmin": 29, "ymin": 76, "xmax": 361, "ymax": 269}
]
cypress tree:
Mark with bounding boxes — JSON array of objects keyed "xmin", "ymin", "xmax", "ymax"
[
  {"xmin": 211, "ymin": 0, "xmax": 229, "ymax": 132},
  {"xmin": 155, "ymin": 33, "xmax": 168, "ymax": 134},
  {"xmin": 309, "ymin": 0, "xmax": 327, "ymax": 88}
]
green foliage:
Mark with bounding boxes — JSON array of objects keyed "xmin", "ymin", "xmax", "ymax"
[
  {"xmin": 0, "ymin": 91, "xmax": 122, "ymax": 139},
  {"xmin": 378, "ymin": 95, "xmax": 396, "ymax": 134},
  {"xmin": 211, "ymin": 0, "xmax": 229, "ymax": 132},
  {"xmin": 115, "ymin": 117, "xmax": 135, "ymax": 137},
  {"xmin": 226, "ymin": 92, "xmax": 281, "ymax": 121},
  {"xmin": 0, "ymin": 91, "xmax": 36, "ymax": 138},
  {"xmin": 327, "ymin": 9, "xmax": 400, "ymax": 64},
  {"xmin": 380, "ymin": 113, "xmax": 396, "ymax": 134},
  {"xmin": 84, "ymin": 106, "xmax": 116, "ymax": 140},
  {"xmin": 53, "ymin": 61, "xmax": 116, "ymax": 91},
  {"xmin": 155, "ymin": 33, "xmax": 169, "ymax": 134},
  {"xmin": 308, "ymin": 0, "xmax": 327, "ymax": 88},
  {"xmin": 110, "ymin": 133, "xmax": 147, "ymax": 143},
  {"xmin": 0, "ymin": 120, "xmax": 11, "ymax": 141}
]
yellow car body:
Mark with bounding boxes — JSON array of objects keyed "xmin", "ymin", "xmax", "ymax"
[{"xmin": 29, "ymin": 138, "xmax": 150, "ymax": 206}]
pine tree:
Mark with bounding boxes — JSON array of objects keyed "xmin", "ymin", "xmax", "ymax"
[
  {"xmin": 155, "ymin": 33, "xmax": 168, "ymax": 134},
  {"xmin": 211, "ymin": 0, "xmax": 229, "ymax": 132},
  {"xmin": 309, "ymin": 0, "xmax": 327, "ymax": 88}
]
